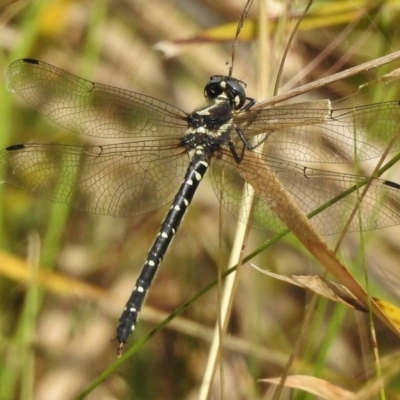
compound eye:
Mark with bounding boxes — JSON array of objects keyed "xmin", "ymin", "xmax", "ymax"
[
  {"xmin": 225, "ymin": 78, "xmax": 246, "ymax": 109},
  {"xmin": 204, "ymin": 75, "xmax": 247, "ymax": 109},
  {"xmin": 204, "ymin": 76, "xmax": 224, "ymax": 100}
]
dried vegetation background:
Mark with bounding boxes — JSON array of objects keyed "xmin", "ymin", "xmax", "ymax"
[{"xmin": 1, "ymin": 0, "xmax": 400, "ymax": 399}]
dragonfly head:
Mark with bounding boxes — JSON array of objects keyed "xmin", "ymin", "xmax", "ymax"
[{"xmin": 204, "ymin": 75, "xmax": 247, "ymax": 110}]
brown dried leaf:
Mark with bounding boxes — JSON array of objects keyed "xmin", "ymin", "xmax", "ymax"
[
  {"xmin": 251, "ymin": 265, "xmax": 400, "ymax": 331},
  {"xmin": 262, "ymin": 375, "xmax": 355, "ymax": 399}
]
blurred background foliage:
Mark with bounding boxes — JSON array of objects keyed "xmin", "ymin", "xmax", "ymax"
[{"xmin": 1, "ymin": 0, "xmax": 400, "ymax": 399}]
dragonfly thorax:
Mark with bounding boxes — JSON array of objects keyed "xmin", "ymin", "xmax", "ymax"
[{"xmin": 185, "ymin": 95, "xmax": 235, "ymax": 153}]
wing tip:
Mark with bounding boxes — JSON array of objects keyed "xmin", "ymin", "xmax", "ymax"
[
  {"xmin": 22, "ymin": 58, "xmax": 39, "ymax": 65},
  {"xmin": 6, "ymin": 144, "xmax": 25, "ymax": 151}
]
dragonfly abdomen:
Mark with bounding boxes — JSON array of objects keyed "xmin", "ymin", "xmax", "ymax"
[{"xmin": 116, "ymin": 150, "xmax": 209, "ymax": 355}]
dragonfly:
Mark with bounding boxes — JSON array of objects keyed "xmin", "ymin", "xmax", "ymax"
[{"xmin": 3, "ymin": 57, "xmax": 400, "ymax": 356}]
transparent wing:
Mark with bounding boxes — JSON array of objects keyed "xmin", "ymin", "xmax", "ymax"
[
  {"xmin": 6, "ymin": 59, "xmax": 189, "ymax": 139},
  {"xmin": 0, "ymin": 139, "xmax": 187, "ymax": 216},
  {"xmin": 7, "ymin": 58, "xmax": 400, "ymax": 233},
  {"xmin": 210, "ymin": 147, "xmax": 400, "ymax": 236},
  {"xmin": 234, "ymin": 100, "xmax": 400, "ymax": 163}
]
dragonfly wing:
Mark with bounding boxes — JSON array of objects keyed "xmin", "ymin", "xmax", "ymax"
[
  {"xmin": 211, "ymin": 148, "xmax": 400, "ymax": 235},
  {"xmin": 234, "ymin": 100, "xmax": 400, "ymax": 163},
  {"xmin": 0, "ymin": 139, "xmax": 187, "ymax": 216},
  {"xmin": 6, "ymin": 59, "xmax": 189, "ymax": 139}
]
